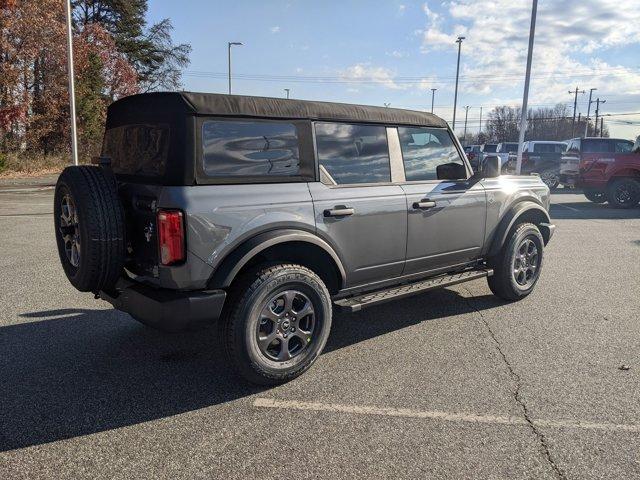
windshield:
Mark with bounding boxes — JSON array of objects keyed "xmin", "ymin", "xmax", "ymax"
[
  {"xmin": 483, "ymin": 144, "xmax": 498, "ymax": 153},
  {"xmin": 502, "ymin": 143, "xmax": 518, "ymax": 152}
]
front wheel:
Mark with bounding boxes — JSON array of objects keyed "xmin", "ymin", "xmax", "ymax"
[
  {"xmin": 583, "ymin": 189, "xmax": 606, "ymax": 204},
  {"xmin": 487, "ymin": 223, "xmax": 544, "ymax": 301},
  {"xmin": 606, "ymin": 178, "xmax": 640, "ymax": 209},
  {"xmin": 222, "ymin": 263, "xmax": 332, "ymax": 385}
]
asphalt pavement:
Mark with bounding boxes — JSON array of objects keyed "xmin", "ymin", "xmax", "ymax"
[{"xmin": 1, "ymin": 179, "xmax": 639, "ymax": 479}]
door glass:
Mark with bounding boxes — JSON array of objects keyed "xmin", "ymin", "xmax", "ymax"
[
  {"xmin": 614, "ymin": 141, "xmax": 633, "ymax": 153},
  {"xmin": 398, "ymin": 127, "xmax": 465, "ymax": 181},
  {"xmin": 315, "ymin": 123, "xmax": 390, "ymax": 185}
]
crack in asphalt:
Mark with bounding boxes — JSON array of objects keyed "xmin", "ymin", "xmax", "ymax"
[{"xmin": 464, "ymin": 289, "xmax": 566, "ymax": 480}]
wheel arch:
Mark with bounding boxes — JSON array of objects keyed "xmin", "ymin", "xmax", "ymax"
[
  {"xmin": 488, "ymin": 201, "xmax": 552, "ymax": 257},
  {"xmin": 208, "ymin": 229, "xmax": 346, "ymax": 294}
]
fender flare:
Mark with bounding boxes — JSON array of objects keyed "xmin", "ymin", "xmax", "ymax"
[
  {"xmin": 208, "ymin": 229, "xmax": 347, "ymax": 289},
  {"xmin": 487, "ymin": 201, "xmax": 552, "ymax": 257}
]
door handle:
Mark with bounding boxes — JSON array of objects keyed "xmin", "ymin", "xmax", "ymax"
[
  {"xmin": 413, "ymin": 199, "xmax": 437, "ymax": 210},
  {"xmin": 324, "ymin": 207, "xmax": 355, "ymax": 217}
]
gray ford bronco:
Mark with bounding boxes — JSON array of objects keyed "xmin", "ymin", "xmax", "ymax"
[{"xmin": 54, "ymin": 92, "xmax": 555, "ymax": 385}]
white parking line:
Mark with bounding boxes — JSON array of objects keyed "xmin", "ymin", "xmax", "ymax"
[
  {"xmin": 555, "ymin": 203, "xmax": 581, "ymax": 212},
  {"xmin": 253, "ymin": 398, "xmax": 640, "ymax": 433}
]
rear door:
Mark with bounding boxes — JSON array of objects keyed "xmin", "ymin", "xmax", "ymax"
[
  {"xmin": 397, "ymin": 127, "xmax": 486, "ymax": 274},
  {"xmin": 309, "ymin": 122, "xmax": 407, "ymax": 287}
]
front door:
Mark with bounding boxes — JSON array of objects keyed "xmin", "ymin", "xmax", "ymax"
[
  {"xmin": 310, "ymin": 122, "xmax": 407, "ymax": 287},
  {"xmin": 395, "ymin": 126, "xmax": 486, "ymax": 275}
]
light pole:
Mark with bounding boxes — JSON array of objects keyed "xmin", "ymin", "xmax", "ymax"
[
  {"xmin": 64, "ymin": 0, "xmax": 78, "ymax": 166},
  {"xmin": 515, "ymin": 0, "xmax": 537, "ymax": 176},
  {"xmin": 479, "ymin": 106, "xmax": 483, "ymax": 134},
  {"xmin": 452, "ymin": 36, "xmax": 465, "ymax": 131},
  {"xmin": 463, "ymin": 106, "xmax": 470, "ymax": 143},
  {"xmin": 228, "ymin": 42, "xmax": 243, "ymax": 95},
  {"xmin": 584, "ymin": 88, "xmax": 597, "ymax": 137},
  {"xmin": 430, "ymin": 88, "xmax": 437, "ymax": 113},
  {"xmin": 284, "ymin": 88, "xmax": 290, "ymax": 99}
]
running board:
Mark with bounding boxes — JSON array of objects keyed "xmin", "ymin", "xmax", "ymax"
[{"xmin": 334, "ymin": 269, "xmax": 493, "ymax": 312}]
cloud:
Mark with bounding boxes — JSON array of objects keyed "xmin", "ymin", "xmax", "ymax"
[
  {"xmin": 270, "ymin": 26, "xmax": 280, "ymax": 34},
  {"xmin": 386, "ymin": 50, "xmax": 408, "ymax": 58},
  {"xmin": 418, "ymin": 0, "xmax": 640, "ymax": 108},
  {"xmin": 398, "ymin": 4, "xmax": 406, "ymax": 15},
  {"xmin": 341, "ymin": 63, "xmax": 405, "ymax": 90}
]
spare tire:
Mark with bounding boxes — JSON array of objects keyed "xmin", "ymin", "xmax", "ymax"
[{"xmin": 54, "ymin": 165, "xmax": 125, "ymax": 292}]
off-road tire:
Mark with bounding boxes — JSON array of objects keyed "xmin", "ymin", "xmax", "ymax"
[
  {"xmin": 487, "ymin": 223, "xmax": 544, "ymax": 301},
  {"xmin": 54, "ymin": 166, "xmax": 125, "ymax": 292},
  {"xmin": 540, "ymin": 170, "xmax": 560, "ymax": 190},
  {"xmin": 583, "ymin": 189, "xmax": 606, "ymax": 204},
  {"xmin": 222, "ymin": 263, "xmax": 332, "ymax": 385},
  {"xmin": 606, "ymin": 178, "xmax": 640, "ymax": 209}
]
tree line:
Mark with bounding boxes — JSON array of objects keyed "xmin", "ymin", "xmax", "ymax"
[
  {"xmin": 459, "ymin": 103, "xmax": 609, "ymax": 146},
  {"xmin": 0, "ymin": 0, "xmax": 190, "ymax": 164}
]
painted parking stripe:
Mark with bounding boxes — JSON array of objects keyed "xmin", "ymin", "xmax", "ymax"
[{"xmin": 253, "ymin": 398, "xmax": 640, "ymax": 433}]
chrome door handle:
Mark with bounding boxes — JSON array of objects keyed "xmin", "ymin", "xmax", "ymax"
[
  {"xmin": 324, "ymin": 207, "xmax": 355, "ymax": 217},
  {"xmin": 413, "ymin": 200, "xmax": 437, "ymax": 210}
]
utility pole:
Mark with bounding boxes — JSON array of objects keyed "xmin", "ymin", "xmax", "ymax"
[
  {"xmin": 515, "ymin": 0, "xmax": 537, "ymax": 176},
  {"xmin": 64, "ymin": 0, "xmax": 78, "ymax": 166},
  {"xmin": 452, "ymin": 36, "xmax": 465, "ymax": 130},
  {"xmin": 479, "ymin": 106, "xmax": 483, "ymax": 134},
  {"xmin": 284, "ymin": 88, "xmax": 290, "ymax": 99},
  {"xmin": 568, "ymin": 86, "xmax": 584, "ymax": 137},
  {"xmin": 228, "ymin": 42, "xmax": 243, "ymax": 94},
  {"xmin": 594, "ymin": 98, "xmax": 605, "ymax": 136},
  {"xmin": 430, "ymin": 88, "xmax": 437, "ymax": 113},
  {"xmin": 463, "ymin": 106, "xmax": 470, "ymax": 143},
  {"xmin": 584, "ymin": 87, "xmax": 597, "ymax": 137},
  {"xmin": 600, "ymin": 117, "xmax": 604, "ymax": 137}
]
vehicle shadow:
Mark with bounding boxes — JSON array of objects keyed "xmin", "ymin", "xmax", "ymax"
[
  {"xmin": 550, "ymin": 202, "xmax": 640, "ymax": 220},
  {"xmin": 1, "ymin": 288, "xmax": 503, "ymax": 452}
]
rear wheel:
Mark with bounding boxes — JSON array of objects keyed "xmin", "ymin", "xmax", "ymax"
[
  {"xmin": 222, "ymin": 263, "xmax": 332, "ymax": 385},
  {"xmin": 487, "ymin": 223, "xmax": 544, "ymax": 301},
  {"xmin": 606, "ymin": 178, "xmax": 640, "ymax": 209},
  {"xmin": 583, "ymin": 189, "xmax": 606, "ymax": 203}
]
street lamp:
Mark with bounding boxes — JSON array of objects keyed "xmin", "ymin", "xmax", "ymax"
[
  {"xmin": 228, "ymin": 42, "xmax": 243, "ymax": 95},
  {"xmin": 430, "ymin": 88, "xmax": 437, "ymax": 114},
  {"xmin": 452, "ymin": 36, "xmax": 465, "ymax": 131}
]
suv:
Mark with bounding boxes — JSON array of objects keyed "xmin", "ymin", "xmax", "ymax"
[
  {"xmin": 495, "ymin": 142, "xmax": 519, "ymax": 168},
  {"xmin": 506, "ymin": 141, "xmax": 567, "ymax": 189},
  {"xmin": 54, "ymin": 92, "xmax": 555, "ymax": 385},
  {"xmin": 560, "ymin": 137, "xmax": 640, "ymax": 207}
]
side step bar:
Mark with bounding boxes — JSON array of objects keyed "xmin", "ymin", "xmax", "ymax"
[{"xmin": 334, "ymin": 269, "xmax": 493, "ymax": 312}]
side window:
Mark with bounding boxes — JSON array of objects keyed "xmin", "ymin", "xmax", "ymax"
[
  {"xmin": 202, "ymin": 120, "xmax": 300, "ymax": 177},
  {"xmin": 615, "ymin": 141, "xmax": 633, "ymax": 153},
  {"xmin": 582, "ymin": 139, "xmax": 613, "ymax": 154},
  {"xmin": 315, "ymin": 122, "xmax": 390, "ymax": 185},
  {"xmin": 397, "ymin": 127, "xmax": 466, "ymax": 181}
]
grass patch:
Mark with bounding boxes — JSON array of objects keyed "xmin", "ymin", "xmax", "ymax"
[{"xmin": 0, "ymin": 152, "xmax": 71, "ymax": 178}]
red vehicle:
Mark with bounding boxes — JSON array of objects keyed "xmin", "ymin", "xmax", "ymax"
[{"xmin": 559, "ymin": 137, "xmax": 640, "ymax": 208}]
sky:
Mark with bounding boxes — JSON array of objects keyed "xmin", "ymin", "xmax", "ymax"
[{"xmin": 146, "ymin": 0, "xmax": 640, "ymax": 139}]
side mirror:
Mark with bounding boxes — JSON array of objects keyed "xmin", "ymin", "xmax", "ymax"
[
  {"xmin": 481, "ymin": 155, "xmax": 501, "ymax": 178},
  {"xmin": 437, "ymin": 162, "xmax": 467, "ymax": 180}
]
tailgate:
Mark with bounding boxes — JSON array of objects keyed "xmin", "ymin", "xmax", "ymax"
[{"xmin": 118, "ymin": 182, "xmax": 163, "ymax": 279}]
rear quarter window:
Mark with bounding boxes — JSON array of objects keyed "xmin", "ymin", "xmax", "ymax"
[{"xmin": 202, "ymin": 120, "xmax": 300, "ymax": 177}]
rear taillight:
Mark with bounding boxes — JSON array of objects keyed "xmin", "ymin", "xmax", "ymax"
[{"xmin": 157, "ymin": 210, "xmax": 185, "ymax": 265}]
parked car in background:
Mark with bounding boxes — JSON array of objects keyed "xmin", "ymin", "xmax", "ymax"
[
  {"xmin": 465, "ymin": 145, "xmax": 482, "ymax": 171},
  {"xmin": 495, "ymin": 142, "xmax": 519, "ymax": 168},
  {"xmin": 506, "ymin": 141, "xmax": 567, "ymax": 190},
  {"xmin": 560, "ymin": 137, "xmax": 639, "ymax": 208}
]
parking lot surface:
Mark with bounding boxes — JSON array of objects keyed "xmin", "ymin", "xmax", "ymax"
[{"xmin": 1, "ymin": 181, "xmax": 639, "ymax": 479}]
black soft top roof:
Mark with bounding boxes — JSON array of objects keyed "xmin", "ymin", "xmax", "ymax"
[{"xmin": 107, "ymin": 91, "xmax": 448, "ymax": 128}]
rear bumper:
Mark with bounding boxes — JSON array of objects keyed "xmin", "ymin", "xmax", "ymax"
[{"xmin": 100, "ymin": 278, "xmax": 226, "ymax": 332}]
